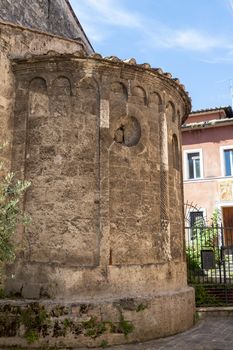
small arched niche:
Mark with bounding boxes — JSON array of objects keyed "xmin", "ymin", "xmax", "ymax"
[
  {"xmin": 52, "ymin": 76, "xmax": 71, "ymax": 96},
  {"xmin": 177, "ymin": 109, "xmax": 181, "ymax": 125},
  {"xmin": 149, "ymin": 91, "xmax": 162, "ymax": 105},
  {"xmin": 149, "ymin": 91, "xmax": 162, "ymax": 113},
  {"xmin": 110, "ymin": 82, "xmax": 128, "ymax": 100},
  {"xmin": 166, "ymin": 101, "xmax": 176, "ymax": 122},
  {"xmin": 110, "ymin": 81, "xmax": 128, "ymax": 117},
  {"xmin": 77, "ymin": 76, "xmax": 99, "ymax": 115},
  {"xmin": 132, "ymin": 86, "xmax": 147, "ymax": 105},
  {"xmin": 29, "ymin": 77, "xmax": 49, "ymax": 117},
  {"xmin": 172, "ymin": 134, "xmax": 179, "ymax": 170}
]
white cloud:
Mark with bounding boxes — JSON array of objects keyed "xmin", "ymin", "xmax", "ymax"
[
  {"xmin": 200, "ymin": 56, "xmax": 233, "ymax": 64},
  {"xmin": 171, "ymin": 30, "xmax": 220, "ymax": 51},
  {"xmin": 71, "ymin": 0, "xmax": 141, "ymax": 45},
  {"xmin": 229, "ymin": 0, "xmax": 233, "ymax": 11},
  {"xmin": 82, "ymin": 23, "xmax": 107, "ymax": 43},
  {"xmin": 71, "ymin": 0, "xmax": 233, "ymax": 53},
  {"xmin": 83, "ymin": 0, "xmax": 141, "ymax": 28},
  {"xmin": 154, "ymin": 29, "xmax": 232, "ymax": 51}
]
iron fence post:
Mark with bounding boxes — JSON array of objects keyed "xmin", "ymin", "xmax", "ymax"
[{"xmin": 221, "ymin": 223, "xmax": 228, "ymax": 304}]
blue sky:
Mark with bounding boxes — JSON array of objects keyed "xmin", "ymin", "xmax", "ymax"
[{"xmin": 70, "ymin": 0, "xmax": 233, "ymax": 111}]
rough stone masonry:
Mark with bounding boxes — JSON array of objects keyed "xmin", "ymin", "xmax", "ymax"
[{"xmin": 0, "ymin": 1, "xmax": 195, "ymax": 348}]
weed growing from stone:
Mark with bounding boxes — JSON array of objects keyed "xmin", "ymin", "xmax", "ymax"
[
  {"xmin": 82, "ymin": 316, "xmax": 107, "ymax": 338},
  {"xmin": 118, "ymin": 314, "xmax": 134, "ymax": 336},
  {"xmin": 24, "ymin": 329, "xmax": 39, "ymax": 344},
  {"xmin": 100, "ymin": 340, "xmax": 108, "ymax": 348},
  {"xmin": 20, "ymin": 303, "xmax": 50, "ymax": 343},
  {"xmin": 136, "ymin": 303, "xmax": 147, "ymax": 312}
]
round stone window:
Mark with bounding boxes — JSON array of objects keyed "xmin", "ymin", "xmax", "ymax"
[{"xmin": 114, "ymin": 116, "xmax": 141, "ymax": 147}]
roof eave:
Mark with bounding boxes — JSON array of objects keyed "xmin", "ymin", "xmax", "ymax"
[{"xmin": 182, "ymin": 119, "xmax": 233, "ymax": 131}]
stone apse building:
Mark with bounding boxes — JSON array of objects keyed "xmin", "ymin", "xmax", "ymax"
[{"xmin": 0, "ymin": 0, "xmax": 194, "ymax": 347}]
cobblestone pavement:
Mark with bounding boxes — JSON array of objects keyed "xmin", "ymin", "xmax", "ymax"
[{"xmin": 98, "ymin": 317, "xmax": 233, "ymax": 350}]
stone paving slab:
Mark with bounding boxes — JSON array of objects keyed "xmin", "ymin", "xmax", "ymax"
[{"xmin": 76, "ymin": 316, "xmax": 233, "ymax": 350}]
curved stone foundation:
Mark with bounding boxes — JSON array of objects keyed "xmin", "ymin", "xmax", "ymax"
[
  {"xmin": 0, "ymin": 287, "xmax": 194, "ymax": 348},
  {"xmin": 6, "ymin": 261, "xmax": 189, "ymax": 300}
]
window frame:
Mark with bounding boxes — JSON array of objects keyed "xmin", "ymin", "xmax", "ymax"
[
  {"xmin": 185, "ymin": 207, "xmax": 206, "ymax": 241},
  {"xmin": 189, "ymin": 210, "xmax": 204, "ymax": 227},
  {"xmin": 183, "ymin": 148, "xmax": 203, "ymax": 180},
  {"xmin": 220, "ymin": 145, "xmax": 233, "ymax": 177}
]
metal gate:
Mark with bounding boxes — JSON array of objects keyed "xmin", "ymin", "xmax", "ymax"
[{"xmin": 186, "ymin": 224, "xmax": 233, "ymax": 306}]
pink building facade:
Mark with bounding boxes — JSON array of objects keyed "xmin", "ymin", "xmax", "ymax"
[{"xmin": 182, "ymin": 107, "xmax": 233, "ymax": 229}]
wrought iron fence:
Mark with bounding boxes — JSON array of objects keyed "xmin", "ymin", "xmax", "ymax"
[{"xmin": 186, "ymin": 224, "xmax": 233, "ymax": 305}]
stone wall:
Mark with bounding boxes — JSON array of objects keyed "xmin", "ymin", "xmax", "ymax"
[
  {"xmin": 0, "ymin": 22, "xmax": 86, "ymax": 172},
  {"xmin": 0, "ymin": 54, "xmax": 195, "ymax": 347},
  {"xmin": 0, "ymin": 0, "xmax": 93, "ymax": 53},
  {"xmin": 0, "ymin": 17, "xmax": 196, "ymax": 345},
  {"xmin": 5, "ymin": 56, "xmax": 191, "ymax": 301}
]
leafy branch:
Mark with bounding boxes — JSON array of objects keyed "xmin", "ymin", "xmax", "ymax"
[{"xmin": 0, "ymin": 144, "xmax": 30, "ymax": 263}]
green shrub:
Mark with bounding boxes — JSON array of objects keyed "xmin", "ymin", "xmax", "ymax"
[
  {"xmin": 194, "ymin": 285, "xmax": 220, "ymax": 306},
  {"xmin": 118, "ymin": 314, "xmax": 134, "ymax": 336},
  {"xmin": 0, "ymin": 143, "xmax": 30, "ymax": 264}
]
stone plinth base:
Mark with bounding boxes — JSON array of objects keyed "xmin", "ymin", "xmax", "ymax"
[{"xmin": 0, "ymin": 287, "xmax": 194, "ymax": 348}]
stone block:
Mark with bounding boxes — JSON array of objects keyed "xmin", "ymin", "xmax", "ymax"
[{"xmin": 22, "ymin": 283, "xmax": 41, "ymax": 299}]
